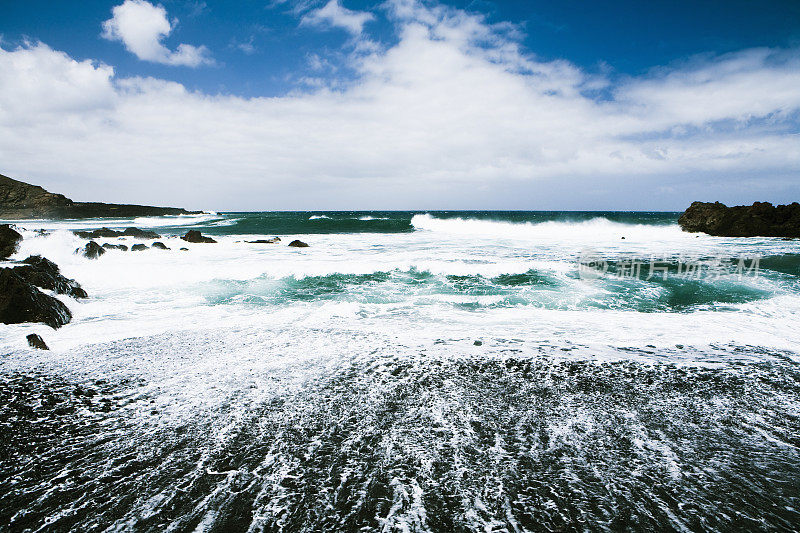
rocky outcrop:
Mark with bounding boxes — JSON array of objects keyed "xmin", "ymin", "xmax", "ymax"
[
  {"xmin": 181, "ymin": 230, "xmax": 217, "ymax": 243},
  {"xmin": 27, "ymin": 333, "xmax": 49, "ymax": 350},
  {"xmin": 1, "ymin": 224, "xmax": 22, "ymax": 259},
  {"xmin": 102, "ymin": 243, "xmax": 129, "ymax": 251},
  {"xmin": 678, "ymin": 201, "xmax": 800, "ymax": 237},
  {"xmin": 151, "ymin": 241, "xmax": 169, "ymax": 250},
  {"xmin": 12, "ymin": 255, "xmax": 87, "ymax": 298},
  {"xmin": 78, "ymin": 241, "xmax": 106, "ymax": 259},
  {"xmin": 246, "ymin": 237, "xmax": 281, "ymax": 244},
  {"xmin": 74, "ymin": 227, "xmax": 160, "ymax": 239},
  {"xmin": 0, "ymin": 173, "xmax": 200, "ymax": 219},
  {"xmin": 288, "ymin": 240, "xmax": 309, "ymax": 248},
  {"xmin": 131, "ymin": 244, "xmax": 148, "ymax": 251},
  {"xmin": 0, "ymin": 268, "xmax": 72, "ymax": 328}
]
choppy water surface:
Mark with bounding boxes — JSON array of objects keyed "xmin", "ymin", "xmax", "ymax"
[{"xmin": 2, "ymin": 211, "xmax": 800, "ymax": 531}]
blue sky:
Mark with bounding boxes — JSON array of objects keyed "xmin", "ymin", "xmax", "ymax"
[{"xmin": 0, "ymin": 0, "xmax": 799, "ymax": 210}]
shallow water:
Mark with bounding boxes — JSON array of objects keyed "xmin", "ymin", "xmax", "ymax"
[{"xmin": 2, "ymin": 211, "xmax": 799, "ymax": 531}]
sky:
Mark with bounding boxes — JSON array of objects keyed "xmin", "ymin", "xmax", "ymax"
[{"xmin": 0, "ymin": 0, "xmax": 799, "ymax": 211}]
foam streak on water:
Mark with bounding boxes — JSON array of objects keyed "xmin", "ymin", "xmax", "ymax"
[{"xmin": 1, "ymin": 211, "xmax": 800, "ymax": 531}]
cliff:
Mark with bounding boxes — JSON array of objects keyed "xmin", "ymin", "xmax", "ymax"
[
  {"xmin": 678, "ymin": 201, "xmax": 800, "ymax": 238},
  {"xmin": 0, "ymin": 173, "xmax": 201, "ymax": 219}
]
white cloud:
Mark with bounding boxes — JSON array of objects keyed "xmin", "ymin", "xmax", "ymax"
[
  {"xmin": 0, "ymin": 0, "xmax": 798, "ymax": 210},
  {"xmin": 301, "ymin": 0, "xmax": 375, "ymax": 36},
  {"xmin": 101, "ymin": 0, "xmax": 213, "ymax": 67}
]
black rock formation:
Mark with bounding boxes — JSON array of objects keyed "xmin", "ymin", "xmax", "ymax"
[
  {"xmin": 151, "ymin": 241, "xmax": 170, "ymax": 250},
  {"xmin": 246, "ymin": 237, "xmax": 281, "ymax": 244},
  {"xmin": 288, "ymin": 240, "xmax": 309, "ymax": 248},
  {"xmin": 131, "ymin": 244, "xmax": 148, "ymax": 251},
  {"xmin": 678, "ymin": 201, "xmax": 800, "ymax": 237},
  {"xmin": 12, "ymin": 255, "xmax": 87, "ymax": 298},
  {"xmin": 78, "ymin": 241, "xmax": 106, "ymax": 259},
  {"xmin": 0, "ymin": 268, "xmax": 72, "ymax": 328},
  {"xmin": 0, "ymin": 224, "xmax": 22, "ymax": 259},
  {"xmin": 181, "ymin": 230, "xmax": 217, "ymax": 243},
  {"xmin": 1, "ymin": 173, "xmax": 200, "ymax": 219},
  {"xmin": 74, "ymin": 227, "xmax": 160, "ymax": 239},
  {"xmin": 102, "ymin": 243, "xmax": 129, "ymax": 251},
  {"xmin": 27, "ymin": 333, "xmax": 49, "ymax": 350}
]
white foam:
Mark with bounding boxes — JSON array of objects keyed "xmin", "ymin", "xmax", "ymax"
[{"xmin": 2, "ymin": 214, "xmax": 799, "ymax": 359}]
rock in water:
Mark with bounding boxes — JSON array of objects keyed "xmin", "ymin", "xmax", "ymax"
[
  {"xmin": 181, "ymin": 230, "xmax": 217, "ymax": 243},
  {"xmin": 102, "ymin": 243, "xmax": 129, "ymax": 251},
  {"xmin": 0, "ymin": 224, "xmax": 22, "ymax": 259},
  {"xmin": 78, "ymin": 241, "xmax": 105, "ymax": 259},
  {"xmin": 151, "ymin": 241, "xmax": 170, "ymax": 250},
  {"xmin": 288, "ymin": 240, "xmax": 309, "ymax": 248},
  {"xmin": 131, "ymin": 244, "xmax": 148, "ymax": 251},
  {"xmin": 0, "ymin": 269, "xmax": 72, "ymax": 328},
  {"xmin": 123, "ymin": 227, "xmax": 160, "ymax": 239},
  {"xmin": 13, "ymin": 255, "xmax": 87, "ymax": 298},
  {"xmin": 678, "ymin": 201, "xmax": 800, "ymax": 237},
  {"xmin": 246, "ymin": 237, "xmax": 281, "ymax": 244},
  {"xmin": 74, "ymin": 227, "xmax": 160, "ymax": 239},
  {"xmin": 26, "ymin": 333, "xmax": 49, "ymax": 350}
]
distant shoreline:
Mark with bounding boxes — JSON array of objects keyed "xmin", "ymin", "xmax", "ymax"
[{"xmin": 0, "ymin": 173, "xmax": 200, "ymax": 220}]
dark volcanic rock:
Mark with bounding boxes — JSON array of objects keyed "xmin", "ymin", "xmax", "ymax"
[
  {"xmin": 246, "ymin": 237, "xmax": 281, "ymax": 244},
  {"xmin": 288, "ymin": 240, "xmax": 309, "ymax": 248},
  {"xmin": 26, "ymin": 333, "xmax": 49, "ymax": 350},
  {"xmin": 74, "ymin": 228, "xmax": 123, "ymax": 239},
  {"xmin": 678, "ymin": 201, "xmax": 800, "ymax": 237},
  {"xmin": 122, "ymin": 227, "xmax": 160, "ymax": 239},
  {"xmin": 74, "ymin": 227, "xmax": 160, "ymax": 239},
  {"xmin": 131, "ymin": 244, "xmax": 148, "ymax": 251},
  {"xmin": 151, "ymin": 241, "xmax": 169, "ymax": 250},
  {"xmin": 179, "ymin": 247, "xmax": 189, "ymax": 251},
  {"xmin": 102, "ymin": 243, "xmax": 129, "ymax": 251},
  {"xmin": 181, "ymin": 230, "xmax": 216, "ymax": 243},
  {"xmin": 0, "ymin": 269, "xmax": 72, "ymax": 328},
  {"xmin": 13, "ymin": 255, "xmax": 87, "ymax": 298},
  {"xmin": 1, "ymin": 173, "xmax": 200, "ymax": 219},
  {"xmin": 0, "ymin": 224, "xmax": 22, "ymax": 259},
  {"xmin": 78, "ymin": 241, "xmax": 105, "ymax": 259}
]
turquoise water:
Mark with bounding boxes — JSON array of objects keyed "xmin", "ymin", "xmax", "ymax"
[{"xmin": 159, "ymin": 210, "xmax": 682, "ymax": 235}]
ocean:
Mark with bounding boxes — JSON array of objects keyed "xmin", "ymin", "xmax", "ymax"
[{"xmin": 1, "ymin": 211, "xmax": 799, "ymax": 531}]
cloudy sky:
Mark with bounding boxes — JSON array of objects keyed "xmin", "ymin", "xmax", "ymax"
[{"xmin": 1, "ymin": 0, "xmax": 798, "ymax": 210}]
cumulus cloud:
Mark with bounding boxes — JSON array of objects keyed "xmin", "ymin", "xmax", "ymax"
[
  {"xmin": 101, "ymin": 0, "xmax": 213, "ymax": 67},
  {"xmin": 301, "ymin": 0, "xmax": 375, "ymax": 36},
  {"xmin": 0, "ymin": 0, "xmax": 798, "ymax": 210}
]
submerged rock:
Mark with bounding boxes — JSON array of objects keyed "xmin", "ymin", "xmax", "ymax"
[
  {"xmin": 102, "ymin": 243, "xmax": 129, "ymax": 251},
  {"xmin": 678, "ymin": 201, "xmax": 800, "ymax": 237},
  {"xmin": 0, "ymin": 224, "xmax": 22, "ymax": 259},
  {"xmin": 181, "ymin": 230, "xmax": 217, "ymax": 243},
  {"xmin": 74, "ymin": 227, "xmax": 160, "ymax": 239},
  {"xmin": 78, "ymin": 241, "xmax": 105, "ymax": 259},
  {"xmin": 26, "ymin": 333, "xmax": 49, "ymax": 350},
  {"xmin": 0, "ymin": 268, "xmax": 72, "ymax": 328},
  {"xmin": 131, "ymin": 244, "xmax": 148, "ymax": 251},
  {"xmin": 246, "ymin": 237, "xmax": 281, "ymax": 244},
  {"xmin": 151, "ymin": 241, "xmax": 170, "ymax": 250},
  {"xmin": 288, "ymin": 240, "xmax": 309, "ymax": 248},
  {"xmin": 13, "ymin": 255, "xmax": 87, "ymax": 298},
  {"xmin": 179, "ymin": 247, "xmax": 189, "ymax": 251}
]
